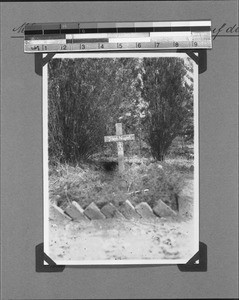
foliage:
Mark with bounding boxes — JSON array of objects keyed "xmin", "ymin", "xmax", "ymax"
[
  {"xmin": 49, "ymin": 158, "xmax": 191, "ymax": 211},
  {"xmin": 141, "ymin": 57, "xmax": 193, "ymax": 161},
  {"xmin": 48, "ymin": 58, "xmax": 140, "ymax": 163},
  {"xmin": 48, "ymin": 57, "xmax": 195, "ymax": 219},
  {"xmin": 48, "ymin": 56, "xmax": 194, "ymax": 164}
]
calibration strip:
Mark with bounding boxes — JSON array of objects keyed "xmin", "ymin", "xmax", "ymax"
[{"xmin": 24, "ymin": 21, "xmax": 212, "ymax": 52}]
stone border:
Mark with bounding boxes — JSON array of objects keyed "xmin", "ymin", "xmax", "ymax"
[{"xmin": 51, "ymin": 199, "xmax": 177, "ymax": 222}]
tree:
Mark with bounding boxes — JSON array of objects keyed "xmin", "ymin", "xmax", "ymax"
[
  {"xmin": 179, "ymin": 57, "xmax": 194, "ymax": 143},
  {"xmin": 48, "ymin": 58, "xmax": 109, "ymax": 163},
  {"xmin": 141, "ymin": 57, "xmax": 193, "ymax": 161},
  {"xmin": 48, "ymin": 58, "xmax": 141, "ymax": 164}
]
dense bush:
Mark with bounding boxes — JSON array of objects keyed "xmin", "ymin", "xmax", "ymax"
[
  {"xmin": 141, "ymin": 57, "xmax": 194, "ymax": 161},
  {"xmin": 48, "ymin": 58, "xmax": 140, "ymax": 164},
  {"xmin": 48, "ymin": 57, "xmax": 194, "ymax": 164},
  {"xmin": 49, "ymin": 158, "xmax": 184, "ymax": 211}
]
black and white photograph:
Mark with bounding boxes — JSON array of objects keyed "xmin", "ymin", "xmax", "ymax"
[
  {"xmin": 43, "ymin": 52, "xmax": 199, "ymax": 265},
  {"xmin": 2, "ymin": 1, "xmax": 239, "ymax": 298}
]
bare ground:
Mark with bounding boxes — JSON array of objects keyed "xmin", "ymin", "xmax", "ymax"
[{"xmin": 47, "ymin": 176, "xmax": 196, "ymax": 263}]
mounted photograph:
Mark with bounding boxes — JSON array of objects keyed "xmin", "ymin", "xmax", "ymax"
[{"xmin": 43, "ymin": 52, "xmax": 199, "ymax": 265}]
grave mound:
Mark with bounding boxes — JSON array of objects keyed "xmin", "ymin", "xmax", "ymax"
[{"xmin": 50, "ymin": 155, "xmax": 180, "ymax": 220}]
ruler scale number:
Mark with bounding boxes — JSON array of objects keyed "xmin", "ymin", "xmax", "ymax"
[{"xmin": 24, "ymin": 21, "xmax": 212, "ymax": 53}]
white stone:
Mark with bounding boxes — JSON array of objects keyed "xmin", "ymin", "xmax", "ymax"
[
  {"xmin": 135, "ymin": 202, "xmax": 156, "ymax": 219},
  {"xmin": 119, "ymin": 200, "xmax": 140, "ymax": 219},
  {"xmin": 153, "ymin": 199, "xmax": 177, "ymax": 217},
  {"xmin": 84, "ymin": 202, "xmax": 106, "ymax": 220}
]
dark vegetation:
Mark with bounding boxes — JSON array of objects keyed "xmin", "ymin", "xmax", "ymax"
[
  {"xmin": 48, "ymin": 56, "xmax": 194, "ymax": 211},
  {"xmin": 49, "ymin": 155, "xmax": 193, "ymax": 212},
  {"xmin": 48, "ymin": 57, "xmax": 194, "ymax": 164}
]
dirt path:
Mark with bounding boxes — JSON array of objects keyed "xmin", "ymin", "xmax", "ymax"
[{"xmin": 47, "ymin": 179, "xmax": 196, "ymax": 264}]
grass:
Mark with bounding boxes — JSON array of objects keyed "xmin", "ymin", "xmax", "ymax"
[{"xmin": 49, "ymin": 155, "xmax": 194, "ymax": 212}]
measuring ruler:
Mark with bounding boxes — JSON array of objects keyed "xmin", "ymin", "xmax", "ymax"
[{"xmin": 24, "ymin": 21, "xmax": 212, "ymax": 53}]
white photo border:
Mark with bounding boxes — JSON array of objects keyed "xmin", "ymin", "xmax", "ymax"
[{"xmin": 43, "ymin": 52, "xmax": 199, "ymax": 265}]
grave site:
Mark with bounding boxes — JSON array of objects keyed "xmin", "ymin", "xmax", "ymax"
[{"xmin": 46, "ymin": 55, "xmax": 197, "ymax": 263}]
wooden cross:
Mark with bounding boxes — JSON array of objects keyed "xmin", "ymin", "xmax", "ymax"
[{"xmin": 104, "ymin": 123, "xmax": 135, "ymax": 172}]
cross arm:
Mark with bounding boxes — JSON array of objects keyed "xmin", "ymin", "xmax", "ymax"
[{"xmin": 104, "ymin": 134, "xmax": 135, "ymax": 143}]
